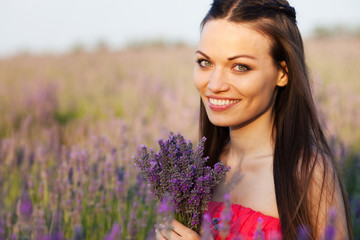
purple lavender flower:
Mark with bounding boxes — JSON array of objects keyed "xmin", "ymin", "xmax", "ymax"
[
  {"xmin": 16, "ymin": 146, "xmax": 25, "ymax": 167},
  {"xmin": 156, "ymin": 193, "xmax": 174, "ymax": 240},
  {"xmin": 146, "ymin": 228, "xmax": 156, "ymax": 240},
  {"xmin": 222, "ymin": 194, "xmax": 232, "ymax": 220},
  {"xmin": 211, "ymin": 217, "xmax": 221, "ymax": 226},
  {"xmin": 323, "ymin": 207, "xmax": 337, "ymax": 240},
  {"xmin": 104, "ymin": 223, "xmax": 121, "ymax": 240},
  {"xmin": 29, "ymin": 150, "xmax": 35, "ymax": 167},
  {"xmin": 0, "ymin": 219, "xmax": 4, "ymax": 240},
  {"xmin": 33, "ymin": 210, "xmax": 47, "ymax": 240},
  {"xmin": 201, "ymin": 213, "xmax": 212, "ymax": 240},
  {"xmin": 212, "ymin": 218, "xmax": 222, "ymax": 232},
  {"xmin": 116, "ymin": 180, "xmax": 123, "ymax": 192},
  {"xmin": 297, "ymin": 225, "xmax": 310, "ymax": 240},
  {"xmin": 254, "ymin": 217, "xmax": 265, "ymax": 240},
  {"xmin": 133, "ymin": 132, "xmax": 229, "ymax": 233},
  {"xmin": 116, "ymin": 166, "xmax": 125, "ymax": 182},
  {"xmin": 355, "ymin": 198, "xmax": 360, "ymax": 218},
  {"xmin": 68, "ymin": 166, "xmax": 74, "ymax": 185},
  {"xmin": 18, "ymin": 190, "xmax": 33, "ymax": 220},
  {"xmin": 127, "ymin": 201, "xmax": 138, "ymax": 238},
  {"xmin": 158, "ymin": 193, "xmax": 174, "ymax": 214},
  {"xmin": 157, "ymin": 192, "xmax": 174, "ymax": 226},
  {"xmin": 74, "ymin": 225, "xmax": 83, "ymax": 240},
  {"xmin": 46, "ymin": 210, "xmax": 63, "ymax": 240},
  {"xmin": 45, "ymin": 231, "xmax": 64, "ymax": 240},
  {"xmin": 220, "ymin": 193, "xmax": 233, "ymax": 238}
]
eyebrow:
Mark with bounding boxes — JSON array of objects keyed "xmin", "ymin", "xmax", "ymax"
[
  {"xmin": 228, "ymin": 55, "xmax": 256, "ymax": 61},
  {"xmin": 195, "ymin": 50, "xmax": 211, "ymax": 59},
  {"xmin": 195, "ymin": 50, "xmax": 257, "ymax": 61}
]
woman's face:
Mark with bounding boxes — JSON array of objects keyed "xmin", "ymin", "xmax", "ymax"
[{"xmin": 193, "ymin": 19, "xmax": 287, "ymax": 128}]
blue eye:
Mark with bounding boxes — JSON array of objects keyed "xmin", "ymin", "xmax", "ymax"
[
  {"xmin": 196, "ymin": 59, "xmax": 212, "ymax": 68},
  {"xmin": 233, "ymin": 64, "xmax": 249, "ymax": 72}
]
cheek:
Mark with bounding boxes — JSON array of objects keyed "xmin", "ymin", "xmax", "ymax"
[
  {"xmin": 193, "ymin": 68, "xmax": 207, "ymax": 93},
  {"xmin": 239, "ymin": 73, "xmax": 277, "ymax": 97},
  {"xmin": 233, "ymin": 78, "xmax": 265, "ymax": 97}
]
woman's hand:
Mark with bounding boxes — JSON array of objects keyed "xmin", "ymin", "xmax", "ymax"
[{"xmin": 156, "ymin": 219, "xmax": 201, "ymax": 240}]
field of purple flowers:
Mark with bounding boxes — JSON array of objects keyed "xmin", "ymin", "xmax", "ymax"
[{"xmin": 0, "ymin": 37, "xmax": 359, "ymax": 239}]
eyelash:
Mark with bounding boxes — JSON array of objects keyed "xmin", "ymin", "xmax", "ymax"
[
  {"xmin": 233, "ymin": 64, "xmax": 250, "ymax": 72},
  {"xmin": 196, "ymin": 59, "xmax": 250, "ymax": 73},
  {"xmin": 196, "ymin": 59, "xmax": 212, "ymax": 68}
]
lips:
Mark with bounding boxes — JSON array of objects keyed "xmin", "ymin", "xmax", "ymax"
[{"xmin": 207, "ymin": 97, "xmax": 240, "ymax": 111}]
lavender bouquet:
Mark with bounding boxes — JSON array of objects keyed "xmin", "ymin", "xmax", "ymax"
[{"xmin": 133, "ymin": 132, "xmax": 229, "ymax": 233}]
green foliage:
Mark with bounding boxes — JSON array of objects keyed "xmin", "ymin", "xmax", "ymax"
[
  {"xmin": 341, "ymin": 154, "xmax": 360, "ymax": 198},
  {"xmin": 54, "ymin": 108, "xmax": 82, "ymax": 125},
  {"xmin": 340, "ymin": 152, "xmax": 360, "ymax": 235}
]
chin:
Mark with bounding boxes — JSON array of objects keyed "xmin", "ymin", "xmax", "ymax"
[
  {"xmin": 207, "ymin": 117, "xmax": 233, "ymax": 127},
  {"xmin": 211, "ymin": 122, "xmax": 230, "ymax": 127}
]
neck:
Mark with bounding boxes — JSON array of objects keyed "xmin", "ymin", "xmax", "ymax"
[{"xmin": 225, "ymin": 110, "xmax": 275, "ymax": 166}]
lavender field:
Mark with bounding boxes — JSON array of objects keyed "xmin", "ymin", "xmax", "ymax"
[{"xmin": 0, "ymin": 36, "xmax": 359, "ymax": 239}]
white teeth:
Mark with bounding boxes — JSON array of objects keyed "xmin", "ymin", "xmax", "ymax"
[{"xmin": 209, "ymin": 98, "xmax": 240, "ymax": 106}]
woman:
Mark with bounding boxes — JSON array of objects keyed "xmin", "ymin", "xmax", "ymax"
[{"xmin": 157, "ymin": 0, "xmax": 353, "ymax": 239}]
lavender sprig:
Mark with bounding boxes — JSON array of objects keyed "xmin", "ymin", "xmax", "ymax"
[
  {"xmin": 133, "ymin": 132, "xmax": 229, "ymax": 233},
  {"xmin": 254, "ymin": 218, "xmax": 265, "ymax": 240},
  {"xmin": 323, "ymin": 207, "xmax": 337, "ymax": 240},
  {"xmin": 220, "ymin": 193, "xmax": 233, "ymax": 238},
  {"xmin": 297, "ymin": 226, "xmax": 310, "ymax": 240},
  {"xmin": 201, "ymin": 213, "xmax": 212, "ymax": 240}
]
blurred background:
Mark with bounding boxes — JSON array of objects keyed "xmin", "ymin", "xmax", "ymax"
[
  {"xmin": 0, "ymin": 0, "xmax": 359, "ymax": 239},
  {"xmin": 1, "ymin": 0, "xmax": 360, "ymax": 56}
]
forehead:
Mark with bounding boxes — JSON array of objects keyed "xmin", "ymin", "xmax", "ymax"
[{"xmin": 199, "ymin": 19, "xmax": 272, "ymax": 59}]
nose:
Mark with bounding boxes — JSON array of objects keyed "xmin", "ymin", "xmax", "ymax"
[{"xmin": 208, "ymin": 67, "xmax": 230, "ymax": 93}]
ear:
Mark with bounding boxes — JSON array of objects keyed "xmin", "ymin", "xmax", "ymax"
[{"xmin": 276, "ymin": 61, "xmax": 288, "ymax": 87}]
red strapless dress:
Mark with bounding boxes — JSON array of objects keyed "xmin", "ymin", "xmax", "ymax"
[{"xmin": 206, "ymin": 201, "xmax": 282, "ymax": 240}]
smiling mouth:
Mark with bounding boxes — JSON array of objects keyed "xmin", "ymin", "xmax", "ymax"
[{"xmin": 209, "ymin": 98, "xmax": 240, "ymax": 106}]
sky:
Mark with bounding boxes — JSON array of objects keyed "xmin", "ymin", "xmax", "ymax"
[{"xmin": 0, "ymin": 0, "xmax": 359, "ymax": 56}]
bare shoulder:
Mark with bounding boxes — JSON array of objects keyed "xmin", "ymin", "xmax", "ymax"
[{"xmin": 308, "ymin": 152, "xmax": 350, "ymax": 239}]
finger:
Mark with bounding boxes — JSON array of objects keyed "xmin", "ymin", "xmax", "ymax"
[
  {"xmin": 155, "ymin": 229, "xmax": 167, "ymax": 240},
  {"xmin": 167, "ymin": 230, "xmax": 182, "ymax": 240},
  {"xmin": 171, "ymin": 220, "xmax": 201, "ymax": 239},
  {"xmin": 158, "ymin": 228, "xmax": 181, "ymax": 239}
]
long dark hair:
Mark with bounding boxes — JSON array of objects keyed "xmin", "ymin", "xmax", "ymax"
[{"xmin": 199, "ymin": 0, "xmax": 353, "ymax": 239}]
